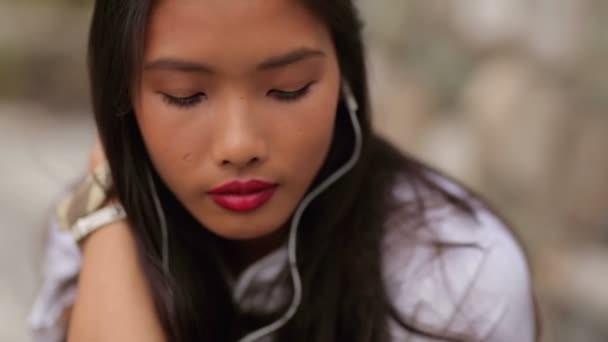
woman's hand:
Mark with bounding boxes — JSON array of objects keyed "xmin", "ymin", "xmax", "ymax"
[{"xmin": 66, "ymin": 139, "xmax": 166, "ymax": 342}]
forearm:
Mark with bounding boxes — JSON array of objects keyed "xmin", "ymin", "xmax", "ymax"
[{"xmin": 67, "ymin": 220, "xmax": 166, "ymax": 342}]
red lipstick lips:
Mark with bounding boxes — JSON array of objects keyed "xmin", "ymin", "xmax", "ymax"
[{"xmin": 208, "ymin": 180, "xmax": 277, "ymax": 212}]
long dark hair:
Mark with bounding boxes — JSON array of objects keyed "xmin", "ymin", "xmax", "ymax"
[{"xmin": 88, "ymin": 1, "xmax": 519, "ymax": 341}]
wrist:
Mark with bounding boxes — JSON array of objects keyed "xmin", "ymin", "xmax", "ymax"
[
  {"xmin": 71, "ymin": 202, "xmax": 127, "ymax": 244},
  {"xmin": 57, "ymin": 162, "xmax": 128, "ymax": 245}
]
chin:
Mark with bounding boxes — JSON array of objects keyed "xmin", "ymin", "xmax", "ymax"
[{"xmin": 198, "ymin": 215, "xmax": 286, "ymax": 241}]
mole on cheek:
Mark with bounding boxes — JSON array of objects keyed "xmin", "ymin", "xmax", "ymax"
[{"xmin": 182, "ymin": 153, "xmax": 193, "ymax": 162}]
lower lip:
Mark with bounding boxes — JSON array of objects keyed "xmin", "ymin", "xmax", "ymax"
[{"xmin": 210, "ymin": 187, "xmax": 277, "ymax": 212}]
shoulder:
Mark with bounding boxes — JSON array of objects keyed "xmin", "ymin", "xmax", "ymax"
[{"xmin": 382, "ymin": 171, "xmax": 537, "ymax": 341}]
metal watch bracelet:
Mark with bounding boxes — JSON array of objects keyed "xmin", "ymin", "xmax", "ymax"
[{"xmin": 71, "ymin": 202, "xmax": 127, "ymax": 243}]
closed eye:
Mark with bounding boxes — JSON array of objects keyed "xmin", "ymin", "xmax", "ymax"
[
  {"xmin": 161, "ymin": 92, "xmax": 207, "ymax": 108},
  {"xmin": 267, "ymin": 82, "xmax": 314, "ymax": 102}
]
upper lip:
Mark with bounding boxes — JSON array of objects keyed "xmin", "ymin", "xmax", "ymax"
[{"xmin": 208, "ymin": 179, "xmax": 277, "ymax": 195}]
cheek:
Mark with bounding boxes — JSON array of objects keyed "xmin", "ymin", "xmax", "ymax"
[
  {"xmin": 134, "ymin": 96, "xmax": 210, "ymax": 190},
  {"xmin": 276, "ymin": 94, "xmax": 337, "ymax": 184},
  {"xmin": 294, "ymin": 116, "xmax": 334, "ymax": 165}
]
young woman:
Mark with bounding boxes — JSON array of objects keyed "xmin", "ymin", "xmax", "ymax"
[{"xmin": 29, "ymin": 1, "xmax": 538, "ymax": 341}]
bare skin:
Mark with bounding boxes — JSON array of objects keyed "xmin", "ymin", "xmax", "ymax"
[
  {"xmin": 66, "ymin": 140, "xmax": 165, "ymax": 342},
  {"xmin": 67, "ymin": 220, "xmax": 165, "ymax": 341},
  {"xmin": 137, "ymin": 0, "xmax": 340, "ymax": 241},
  {"xmin": 68, "ymin": 0, "xmax": 341, "ymax": 340}
]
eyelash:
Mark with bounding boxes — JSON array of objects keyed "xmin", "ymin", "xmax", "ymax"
[
  {"xmin": 267, "ymin": 82, "xmax": 314, "ymax": 102},
  {"xmin": 162, "ymin": 93, "xmax": 206, "ymax": 108},
  {"xmin": 160, "ymin": 82, "xmax": 314, "ymax": 108}
]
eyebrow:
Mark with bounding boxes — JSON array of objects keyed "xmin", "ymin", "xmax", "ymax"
[{"xmin": 143, "ymin": 48, "xmax": 325, "ymax": 73}]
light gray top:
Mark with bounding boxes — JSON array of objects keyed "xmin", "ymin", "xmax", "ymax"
[{"xmin": 28, "ymin": 175, "xmax": 536, "ymax": 341}]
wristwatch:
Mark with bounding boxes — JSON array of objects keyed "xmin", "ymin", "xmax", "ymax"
[
  {"xmin": 69, "ymin": 203, "xmax": 127, "ymax": 243},
  {"xmin": 56, "ymin": 162, "xmax": 127, "ymax": 244}
]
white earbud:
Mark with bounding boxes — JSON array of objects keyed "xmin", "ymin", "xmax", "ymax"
[{"xmin": 342, "ymin": 81, "xmax": 359, "ymax": 113}]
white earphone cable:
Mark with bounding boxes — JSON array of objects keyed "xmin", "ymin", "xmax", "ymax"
[{"xmin": 237, "ymin": 81, "xmax": 363, "ymax": 342}]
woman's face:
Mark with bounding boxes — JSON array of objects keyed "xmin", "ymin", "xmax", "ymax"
[{"xmin": 135, "ymin": 0, "xmax": 341, "ymax": 240}]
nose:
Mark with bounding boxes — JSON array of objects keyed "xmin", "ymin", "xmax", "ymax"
[{"xmin": 211, "ymin": 103, "xmax": 269, "ymax": 170}]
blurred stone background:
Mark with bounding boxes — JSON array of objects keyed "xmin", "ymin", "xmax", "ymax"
[{"xmin": 0, "ymin": 0, "xmax": 607, "ymax": 341}]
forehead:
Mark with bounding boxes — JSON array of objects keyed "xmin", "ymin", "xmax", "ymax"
[{"xmin": 146, "ymin": 0, "xmax": 334, "ymax": 73}]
